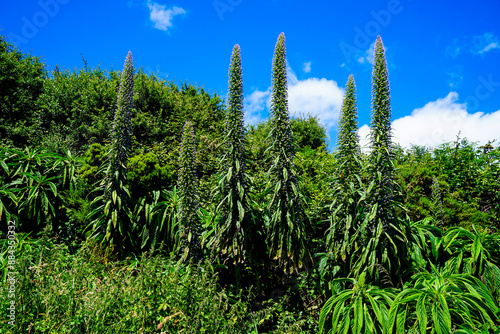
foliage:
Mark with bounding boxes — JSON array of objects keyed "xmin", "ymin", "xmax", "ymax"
[
  {"xmin": 367, "ymin": 36, "xmax": 405, "ymax": 284},
  {"xmin": 443, "ymin": 226, "xmax": 500, "ymax": 300},
  {"xmin": 394, "ymin": 148, "xmax": 442, "ymax": 224},
  {"xmin": 127, "ymin": 152, "xmax": 174, "ymax": 196},
  {"xmin": 327, "ymin": 74, "xmax": 362, "ymax": 271},
  {"xmin": 291, "ymin": 113, "xmax": 328, "ymax": 151},
  {"xmin": 267, "ymin": 32, "xmax": 309, "ymax": 272},
  {"xmin": 0, "ymin": 36, "xmax": 46, "ymax": 146},
  {"xmin": 294, "ymin": 146, "xmax": 336, "ymax": 233},
  {"xmin": 1, "ymin": 232, "xmax": 321, "ymax": 333},
  {"xmin": 2, "ymin": 32, "xmax": 500, "ymax": 333},
  {"xmin": 133, "ymin": 188, "xmax": 181, "ymax": 254},
  {"xmin": 388, "ymin": 266, "xmax": 499, "ymax": 333},
  {"xmin": 178, "ymin": 120, "xmax": 202, "ymax": 262},
  {"xmin": 336, "ymin": 74, "xmax": 361, "ymax": 190},
  {"xmin": 319, "ymin": 272, "xmax": 398, "ymax": 333},
  {"xmin": 431, "ymin": 176, "xmax": 445, "ymax": 227},
  {"xmin": 87, "ymin": 52, "xmax": 135, "ymax": 254},
  {"xmin": 79, "ymin": 143, "xmax": 107, "ymax": 186},
  {"xmin": 395, "ymin": 141, "xmax": 500, "ymax": 229},
  {"xmin": 213, "ymin": 44, "xmax": 255, "ymax": 265},
  {"xmin": 0, "ymin": 146, "xmax": 82, "ymax": 235}
]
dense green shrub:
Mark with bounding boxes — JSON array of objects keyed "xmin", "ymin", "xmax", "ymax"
[
  {"xmin": 0, "ymin": 36, "xmax": 46, "ymax": 146},
  {"xmin": 127, "ymin": 152, "xmax": 174, "ymax": 196}
]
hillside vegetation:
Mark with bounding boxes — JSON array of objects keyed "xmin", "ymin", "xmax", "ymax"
[{"xmin": 1, "ymin": 33, "xmax": 500, "ymax": 333}]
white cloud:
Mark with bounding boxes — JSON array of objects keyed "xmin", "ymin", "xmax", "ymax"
[
  {"xmin": 244, "ymin": 88, "xmax": 271, "ymax": 125},
  {"xmin": 359, "ymin": 92, "xmax": 500, "ymax": 149},
  {"xmin": 303, "ymin": 61, "xmax": 311, "ymax": 73},
  {"xmin": 357, "ymin": 42, "xmax": 375, "ymax": 65},
  {"xmin": 358, "ymin": 124, "xmax": 371, "ymax": 150},
  {"xmin": 242, "ymin": 66, "xmax": 344, "ymax": 130},
  {"xmin": 147, "ymin": 1, "xmax": 185, "ymax": 32},
  {"xmin": 473, "ymin": 33, "xmax": 500, "ymax": 55},
  {"xmin": 288, "ymin": 78, "xmax": 344, "ymax": 128},
  {"xmin": 287, "ymin": 65, "xmax": 299, "ymax": 85}
]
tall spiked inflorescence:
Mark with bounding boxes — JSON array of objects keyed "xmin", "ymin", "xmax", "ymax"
[
  {"xmin": 337, "ymin": 74, "xmax": 361, "ymax": 193},
  {"xmin": 431, "ymin": 176, "xmax": 444, "ymax": 227},
  {"xmin": 328, "ymin": 75, "xmax": 361, "ymax": 261},
  {"xmin": 215, "ymin": 44, "xmax": 253, "ymax": 264},
  {"xmin": 369, "ymin": 36, "xmax": 395, "ymax": 232},
  {"xmin": 109, "ymin": 51, "xmax": 134, "ymax": 178},
  {"xmin": 99, "ymin": 51, "xmax": 134, "ymax": 250},
  {"xmin": 178, "ymin": 120, "xmax": 202, "ymax": 262},
  {"xmin": 267, "ymin": 33, "xmax": 308, "ymax": 272},
  {"xmin": 364, "ymin": 36, "xmax": 405, "ymax": 283}
]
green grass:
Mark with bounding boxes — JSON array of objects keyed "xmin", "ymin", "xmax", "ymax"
[{"xmin": 0, "ymin": 232, "xmax": 318, "ymax": 333}]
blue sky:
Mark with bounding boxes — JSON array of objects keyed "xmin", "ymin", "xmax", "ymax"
[{"xmin": 1, "ymin": 0, "xmax": 499, "ymax": 150}]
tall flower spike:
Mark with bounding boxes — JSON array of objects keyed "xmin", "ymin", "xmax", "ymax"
[
  {"xmin": 267, "ymin": 33, "xmax": 308, "ymax": 273},
  {"xmin": 364, "ymin": 36, "xmax": 406, "ymax": 283},
  {"xmin": 102, "ymin": 51, "xmax": 134, "ymax": 248},
  {"xmin": 270, "ymin": 33, "xmax": 293, "ymax": 161},
  {"xmin": 369, "ymin": 36, "xmax": 395, "ymax": 233},
  {"xmin": 431, "ymin": 176, "xmax": 444, "ymax": 227},
  {"xmin": 215, "ymin": 44, "xmax": 253, "ymax": 264},
  {"xmin": 337, "ymin": 74, "xmax": 361, "ymax": 190},
  {"xmin": 178, "ymin": 120, "xmax": 202, "ymax": 262},
  {"xmin": 328, "ymin": 74, "xmax": 361, "ymax": 256},
  {"xmin": 111, "ymin": 51, "xmax": 134, "ymax": 172}
]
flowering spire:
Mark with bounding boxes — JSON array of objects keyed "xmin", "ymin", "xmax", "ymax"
[
  {"xmin": 337, "ymin": 74, "xmax": 361, "ymax": 190},
  {"xmin": 102, "ymin": 51, "xmax": 134, "ymax": 248},
  {"xmin": 178, "ymin": 120, "xmax": 202, "ymax": 261},
  {"xmin": 328, "ymin": 75, "xmax": 361, "ymax": 257},
  {"xmin": 369, "ymin": 36, "xmax": 395, "ymax": 232},
  {"xmin": 215, "ymin": 44, "xmax": 253, "ymax": 264},
  {"xmin": 110, "ymin": 51, "xmax": 134, "ymax": 174},
  {"xmin": 364, "ymin": 36, "xmax": 405, "ymax": 282},
  {"xmin": 270, "ymin": 33, "xmax": 294, "ymax": 162},
  {"xmin": 267, "ymin": 32, "xmax": 308, "ymax": 272}
]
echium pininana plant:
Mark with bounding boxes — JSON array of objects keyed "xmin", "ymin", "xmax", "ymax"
[
  {"xmin": 267, "ymin": 32, "xmax": 308, "ymax": 272},
  {"xmin": 360, "ymin": 36, "xmax": 405, "ymax": 283},
  {"xmin": 178, "ymin": 120, "xmax": 202, "ymax": 262},
  {"xmin": 107, "ymin": 51, "xmax": 134, "ymax": 191},
  {"xmin": 369, "ymin": 36, "xmax": 395, "ymax": 233},
  {"xmin": 336, "ymin": 74, "xmax": 361, "ymax": 197},
  {"xmin": 91, "ymin": 51, "xmax": 134, "ymax": 251},
  {"xmin": 328, "ymin": 74, "xmax": 361, "ymax": 262},
  {"xmin": 215, "ymin": 44, "xmax": 253, "ymax": 264},
  {"xmin": 431, "ymin": 176, "xmax": 444, "ymax": 227}
]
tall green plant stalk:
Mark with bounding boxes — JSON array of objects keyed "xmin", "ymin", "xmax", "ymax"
[
  {"xmin": 328, "ymin": 74, "xmax": 362, "ymax": 269},
  {"xmin": 214, "ymin": 44, "xmax": 253, "ymax": 267},
  {"xmin": 363, "ymin": 36, "xmax": 405, "ymax": 284},
  {"xmin": 89, "ymin": 51, "xmax": 135, "ymax": 253},
  {"xmin": 267, "ymin": 32, "xmax": 308, "ymax": 272},
  {"xmin": 178, "ymin": 120, "xmax": 202, "ymax": 262},
  {"xmin": 369, "ymin": 36, "xmax": 395, "ymax": 233},
  {"xmin": 336, "ymin": 74, "xmax": 361, "ymax": 189},
  {"xmin": 431, "ymin": 176, "xmax": 444, "ymax": 227},
  {"xmin": 108, "ymin": 51, "xmax": 134, "ymax": 190}
]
